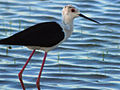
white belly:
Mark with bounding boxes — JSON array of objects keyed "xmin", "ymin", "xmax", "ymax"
[
  {"xmin": 27, "ymin": 45, "xmax": 57, "ymax": 52},
  {"xmin": 26, "ymin": 40, "xmax": 63, "ymax": 52}
]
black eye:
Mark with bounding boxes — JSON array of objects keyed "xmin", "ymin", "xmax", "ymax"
[{"xmin": 71, "ymin": 9, "xmax": 75, "ymax": 12}]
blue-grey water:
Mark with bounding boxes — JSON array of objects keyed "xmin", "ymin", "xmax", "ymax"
[{"xmin": 0, "ymin": 0, "xmax": 120, "ymax": 90}]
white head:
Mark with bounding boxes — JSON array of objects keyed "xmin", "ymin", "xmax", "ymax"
[
  {"xmin": 62, "ymin": 5, "xmax": 79, "ymax": 25},
  {"xmin": 62, "ymin": 5, "xmax": 80, "ymax": 20},
  {"xmin": 62, "ymin": 5, "xmax": 100, "ymax": 26},
  {"xmin": 62, "ymin": 5, "xmax": 100, "ymax": 40}
]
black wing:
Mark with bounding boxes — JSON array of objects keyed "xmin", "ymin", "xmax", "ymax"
[{"xmin": 0, "ymin": 22, "xmax": 64, "ymax": 47}]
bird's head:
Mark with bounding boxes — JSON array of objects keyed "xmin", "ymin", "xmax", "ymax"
[
  {"xmin": 62, "ymin": 5, "xmax": 80, "ymax": 19},
  {"xmin": 62, "ymin": 5, "xmax": 100, "ymax": 24}
]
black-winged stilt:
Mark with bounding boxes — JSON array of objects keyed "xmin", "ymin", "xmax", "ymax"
[{"xmin": 0, "ymin": 5, "xmax": 100, "ymax": 90}]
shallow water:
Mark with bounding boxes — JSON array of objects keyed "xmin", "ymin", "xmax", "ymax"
[{"xmin": 0, "ymin": 0, "xmax": 120, "ymax": 90}]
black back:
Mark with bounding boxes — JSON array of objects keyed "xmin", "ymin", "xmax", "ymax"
[{"xmin": 0, "ymin": 22, "xmax": 64, "ymax": 47}]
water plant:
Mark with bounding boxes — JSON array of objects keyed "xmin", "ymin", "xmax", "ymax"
[
  {"xmin": 6, "ymin": 46, "xmax": 12, "ymax": 55},
  {"xmin": 18, "ymin": 19, "xmax": 21, "ymax": 31},
  {"xmin": 57, "ymin": 52, "xmax": 61, "ymax": 72},
  {"xmin": 102, "ymin": 51, "xmax": 105, "ymax": 61}
]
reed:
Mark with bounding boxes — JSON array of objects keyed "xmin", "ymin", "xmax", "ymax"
[
  {"xmin": 9, "ymin": 20, "xmax": 12, "ymax": 35},
  {"xmin": 57, "ymin": 52, "xmax": 61, "ymax": 72},
  {"xmin": 102, "ymin": 51, "xmax": 105, "ymax": 61},
  {"xmin": 18, "ymin": 19, "xmax": 21, "ymax": 31},
  {"xmin": 6, "ymin": 46, "xmax": 12, "ymax": 55}
]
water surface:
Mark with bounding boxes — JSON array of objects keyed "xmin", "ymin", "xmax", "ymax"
[{"xmin": 0, "ymin": 0, "xmax": 120, "ymax": 90}]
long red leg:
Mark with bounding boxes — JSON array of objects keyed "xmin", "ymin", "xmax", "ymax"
[
  {"xmin": 18, "ymin": 49, "xmax": 36, "ymax": 90},
  {"xmin": 36, "ymin": 52, "xmax": 47, "ymax": 90}
]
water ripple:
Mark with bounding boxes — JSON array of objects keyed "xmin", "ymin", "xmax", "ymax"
[{"xmin": 0, "ymin": 0, "xmax": 120, "ymax": 90}]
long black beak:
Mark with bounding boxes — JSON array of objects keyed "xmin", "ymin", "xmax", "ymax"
[{"xmin": 79, "ymin": 13, "xmax": 100, "ymax": 24}]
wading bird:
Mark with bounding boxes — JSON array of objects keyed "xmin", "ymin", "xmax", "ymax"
[{"xmin": 0, "ymin": 5, "xmax": 100, "ymax": 90}]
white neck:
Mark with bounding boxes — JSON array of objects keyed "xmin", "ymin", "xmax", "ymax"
[{"xmin": 62, "ymin": 16, "xmax": 74, "ymax": 40}]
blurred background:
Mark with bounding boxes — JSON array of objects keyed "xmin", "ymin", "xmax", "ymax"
[{"xmin": 0, "ymin": 0, "xmax": 120, "ymax": 90}]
